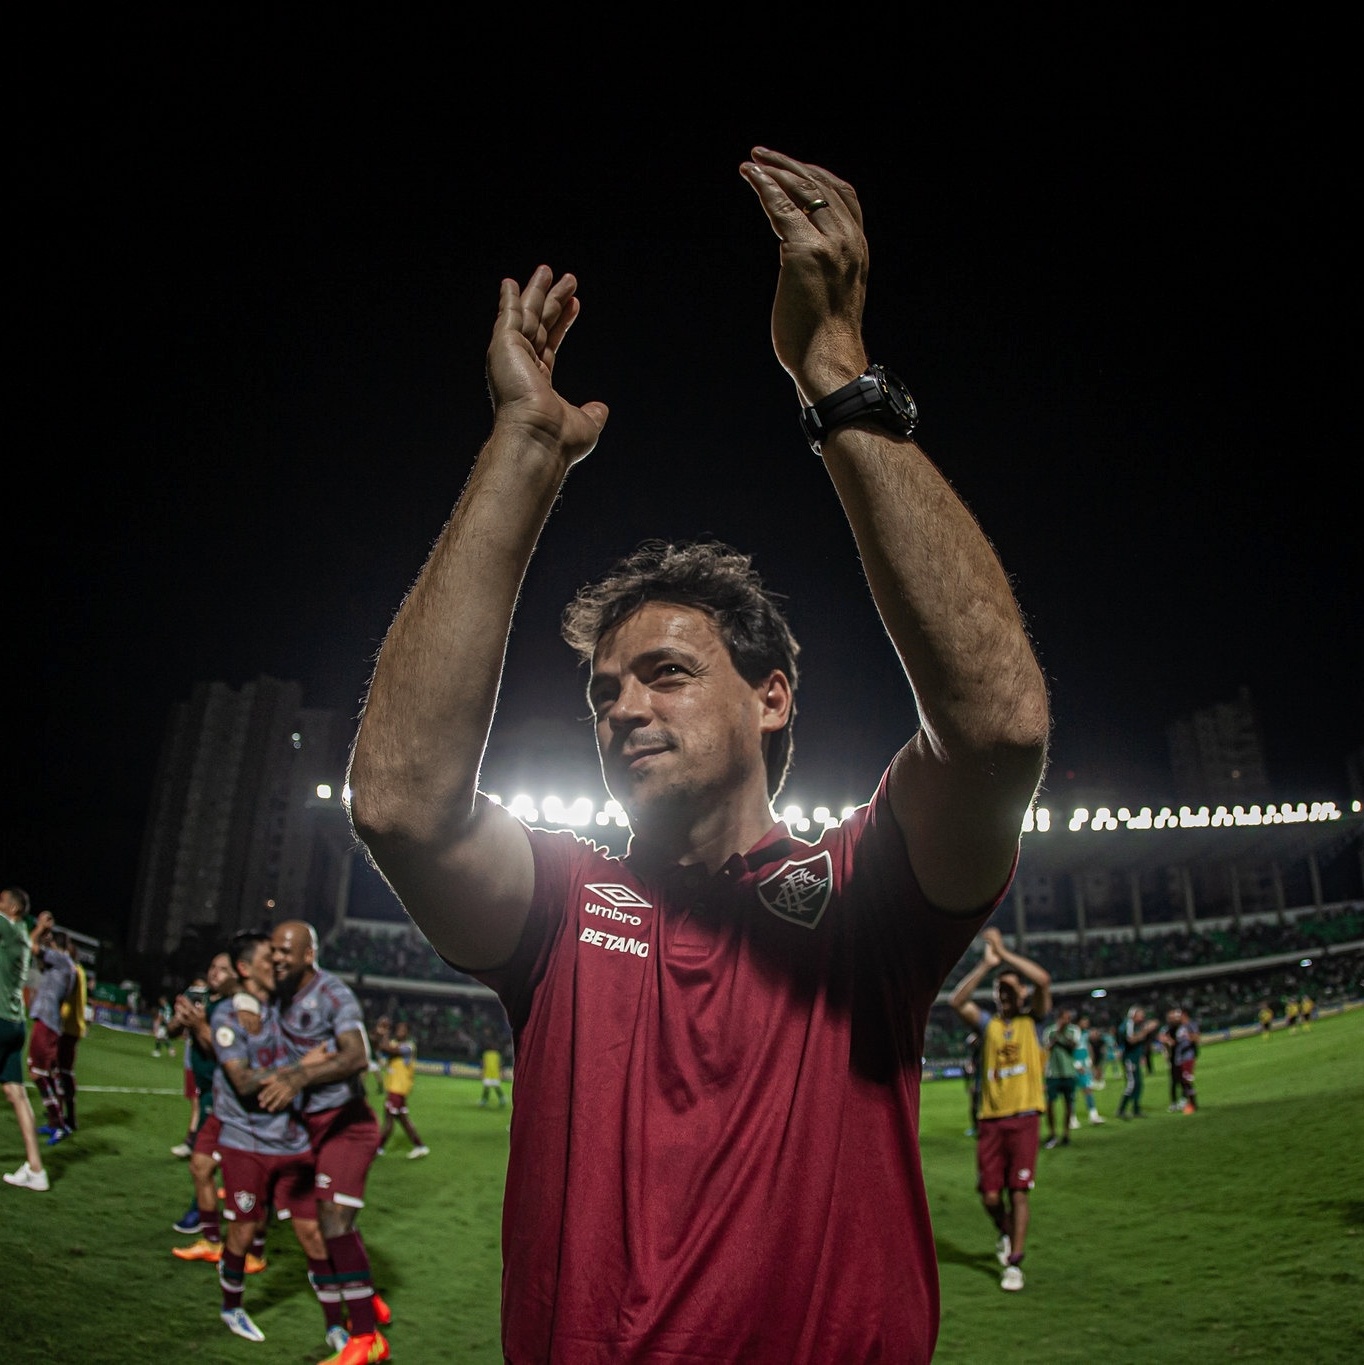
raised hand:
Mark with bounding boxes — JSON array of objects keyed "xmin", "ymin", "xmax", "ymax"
[
  {"xmin": 487, "ymin": 265, "xmax": 609, "ymax": 465},
  {"xmin": 739, "ymin": 148, "xmax": 869, "ymax": 404}
]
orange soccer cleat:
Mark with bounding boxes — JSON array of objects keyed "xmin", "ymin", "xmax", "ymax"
[
  {"xmin": 172, "ymin": 1237, "xmax": 222, "ymax": 1263},
  {"xmin": 323, "ymin": 1329, "xmax": 390, "ymax": 1364},
  {"xmin": 372, "ymin": 1292, "xmax": 392, "ymax": 1327}
]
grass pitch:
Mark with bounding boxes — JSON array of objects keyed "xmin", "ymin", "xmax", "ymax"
[{"xmin": 2, "ymin": 1010, "xmax": 1360, "ymax": 1362}]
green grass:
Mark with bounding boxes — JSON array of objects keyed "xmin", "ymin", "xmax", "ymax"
[{"xmin": 3, "ymin": 1011, "xmax": 1361, "ymax": 1362}]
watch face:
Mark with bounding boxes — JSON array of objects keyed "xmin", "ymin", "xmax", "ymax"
[{"xmin": 877, "ymin": 368, "xmax": 918, "ymax": 429}]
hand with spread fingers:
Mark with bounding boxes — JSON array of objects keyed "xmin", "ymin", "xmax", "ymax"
[
  {"xmin": 739, "ymin": 147, "xmax": 870, "ymax": 406},
  {"xmin": 487, "ymin": 264, "xmax": 609, "ymax": 468}
]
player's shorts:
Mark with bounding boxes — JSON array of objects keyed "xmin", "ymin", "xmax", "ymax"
[
  {"xmin": 194, "ymin": 1112, "xmax": 223, "ymax": 1163},
  {"xmin": 384, "ymin": 1090, "xmax": 409, "ymax": 1116},
  {"xmin": 976, "ymin": 1112, "xmax": 1040, "ymax": 1194},
  {"xmin": 219, "ymin": 1146, "xmax": 316, "ymax": 1222},
  {"xmin": 26, "ymin": 1018, "xmax": 61, "ymax": 1076},
  {"xmin": 56, "ymin": 1033, "xmax": 79, "ymax": 1071},
  {"xmin": 303, "ymin": 1098, "xmax": 380, "ymax": 1207},
  {"xmin": 0, "ymin": 1017, "xmax": 26, "ymax": 1085},
  {"xmin": 184, "ymin": 1066, "xmax": 200, "ymax": 1100},
  {"xmin": 1045, "ymin": 1076, "xmax": 1077, "ymax": 1102},
  {"xmin": 1175, "ymin": 1059, "xmax": 1196, "ymax": 1087}
]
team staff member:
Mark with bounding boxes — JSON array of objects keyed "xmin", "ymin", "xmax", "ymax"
[
  {"xmin": 346, "ymin": 147, "xmax": 1050, "ymax": 1362},
  {"xmin": 1, "ymin": 889, "xmax": 48, "ymax": 1192},
  {"xmin": 950, "ymin": 927, "xmax": 1052, "ymax": 1291},
  {"xmin": 261, "ymin": 921, "xmax": 390, "ymax": 1365}
]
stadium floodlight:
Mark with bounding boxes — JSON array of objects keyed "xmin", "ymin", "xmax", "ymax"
[
  {"xmin": 1300, "ymin": 958, "xmax": 1312, "ymax": 968},
  {"xmin": 316, "ymin": 784, "xmax": 332, "ymax": 800},
  {"xmin": 1091, "ymin": 988, "xmax": 1107, "ymax": 998}
]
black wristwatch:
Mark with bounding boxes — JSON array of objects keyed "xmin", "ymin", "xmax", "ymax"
[{"xmin": 799, "ymin": 365, "xmax": 918, "ymax": 455}]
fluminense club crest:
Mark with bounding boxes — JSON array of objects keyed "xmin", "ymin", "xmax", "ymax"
[
  {"xmin": 756, "ymin": 851, "xmax": 834, "ymax": 929},
  {"xmin": 234, "ymin": 1190, "xmax": 257, "ymax": 1214}
]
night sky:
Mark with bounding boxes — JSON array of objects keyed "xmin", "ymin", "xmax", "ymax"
[{"xmin": 10, "ymin": 17, "xmax": 1359, "ymax": 944}]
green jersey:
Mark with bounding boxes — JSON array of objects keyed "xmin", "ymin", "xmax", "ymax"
[
  {"xmin": 1043, "ymin": 1020, "xmax": 1082, "ymax": 1080},
  {"xmin": 0, "ymin": 915, "xmax": 31, "ymax": 1024}
]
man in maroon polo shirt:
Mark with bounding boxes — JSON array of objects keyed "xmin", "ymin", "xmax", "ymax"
[{"xmin": 347, "ymin": 147, "xmax": 1050, "ymax": 1363}]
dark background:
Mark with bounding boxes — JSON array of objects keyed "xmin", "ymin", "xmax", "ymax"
[{"xmin": 9, "ymin": 15, "xmax": 1359, "ymax": 945}]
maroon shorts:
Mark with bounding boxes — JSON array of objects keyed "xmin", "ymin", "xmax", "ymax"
[
  {"xmin": 383, "ymin": 1090, "xmax": 409, "ymax": 1116},
  {"xmin": 976, "ymin": 1112, "xmax": 1040, "ymax": 1194},
  {"xmin": 219, "ymin": 1146, "xmax": 317, "ymax": 1222},
  {"xmin": 26, "ymin": 1018, "xmax": 61, "ymax": 1076},
  {"xmin": 1176, "ymin": 1059, "xmax": 1196, "ymax": 1087},
  {"xmin": 304, "ymin": 1098, "xmax": 380, "ymax": 1206},
  {"xmin": 194, "ymin": 1112, "xmax": 223, "ymax": 1162},
  {"xmin": 57, "ymin": 1033, "xmax": 80, "ymax": 1072}
]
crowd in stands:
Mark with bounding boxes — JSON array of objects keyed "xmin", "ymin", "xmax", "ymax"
[
  {"xmin": 940, "ymin": 904, "xmax": 1362, "ymax": 991},
  {"xmin": 327, "ymin": 906, "xmax": 1361, "ymax": 1064},
  {"xmin": 355, "ymin": 988, "xmax": 512, "ymax": 1066}
]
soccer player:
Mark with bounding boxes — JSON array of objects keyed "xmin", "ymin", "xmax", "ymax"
[
  {"xmin": 1115, "ymin": 1006, "xmax": 1160, "ymax": 1119},
  {"xmin": 171, "ymin": 950, "xmax": 239, "ymax": 1251},
  {"xmin": 55, "ymin": 934, "xmax": 88, "ymax": 1135},
  {"xmin": 479, "ymin": 1043, "xmax": 506, "ymax": 1109},
  {"xmin": 950, "ymin": 927, "xmax": 1052, "ymax": 1291},
  {"xmin": 2, "ymin": 888, "xmax": 48, "ymax": 1192},
  {"xmin": 1258, "ymin": 1001, "xmax": 1274, "ymax": 1039},
  {"xmin": 345, "ymin": 146, "xmax": 1050, "ymax": 1360},
  {"xmin": 1299, "ymin": 993, "xmax": 1315, "ymax": 1031},
  {"xmin": 261, "ymin": 921, "xmax": 391, "ymax": 1364},
  {"xmin": 1041, "ymin": 1003, "xmax": 1082, "ymax": 1148},
  {"xmin": 152, "ymin": 996, "xmax": 175, "ymax": 1056},
  {"xmin": 374, "ymin": 1017, "xmax": 429, "ymax": 1158},
  {"xmin": 1161, "ymin": 1004, "xmax": 1200, "ymax": 1114},
  {"xmin": 210, "ymin": 930, "xmax": 333, "ymax": 1345},
  {"xmin": 27, "ymin": 917, "xmax": 77, "ymax": 1145},
  {"xmin": 1072, "ymin": 1012, "xmax": 1104, "ymax": 1125},
  {"xmin": 169, "ymin": 974, "xmax": 208, "ymax": 1159}
]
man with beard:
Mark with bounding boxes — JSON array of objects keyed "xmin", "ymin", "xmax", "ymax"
[{"xmin": 260, "ymin": 921, "xmax": 390, "ymax": 1365}]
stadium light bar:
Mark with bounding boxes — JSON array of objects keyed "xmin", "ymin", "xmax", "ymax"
[{"xmin": 428, "ymin": 793, "xmax": 1346, "ymax": 837}]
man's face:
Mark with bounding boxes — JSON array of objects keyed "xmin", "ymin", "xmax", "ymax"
[
  {"xmin": 239, "ymin": 941, "xmax": 274, "ymax": 996},
  {"xmin": 994, "ymin": 971, "xmax": 1024, "ymax": 1016},
  {"xmin": 271, "ymin": 924, "xmax": 313, "ymax": 991},
  {"xmin": 206, "ymin": 953, "xmax": 234, "ymax": 997},
  {"xmin": 588, "ymin": 603, "xmax": 786, "ymax": 828},
  {"xmin": 0, "ymin": 890, "xmax": 20, "ymax": 921}
]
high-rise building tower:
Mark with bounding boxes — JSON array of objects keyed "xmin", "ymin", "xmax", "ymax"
[
  {"xmin": 1166, "ymin": 685, "xmax": 1272, "ymax": 804},
  {"xmin": 128, "ymin": 676, "xmax": 355, "ymax": 959}
]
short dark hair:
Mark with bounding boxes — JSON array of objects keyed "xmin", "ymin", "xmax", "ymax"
[
  {"xmin": 561, "ymin": 540, "xmax": 801, "ymax": 798},
  {"xmin": 3, "ymin": 886, "xmax": 31, "ymax": 915},
  {"xmin": 227, "ymin": 930, "xmax": 271, "ymax": 981}
]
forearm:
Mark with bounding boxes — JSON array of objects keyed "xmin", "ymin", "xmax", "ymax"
[
  {"xmin": 348, "ymin": 423, "xmax": 570, "ymax": 848},
  {"xmin": 820, "ymin": 427, "xmax": 1049, "ymax": 777},
  {"xmin": 993, "ymin": 944, "xmax": 1051, "ymax": 991},
  {"xmin": 949, "ymin": 955, "xmax": 992, "ymax": 1014}
]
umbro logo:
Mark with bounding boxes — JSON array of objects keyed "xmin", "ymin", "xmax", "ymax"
[
  {"xmin": 756, "ymin": 852, "xmax": 833, "ymax": 930},
  {"xmin": 584, "ymin": 883, "xmax": 652, "ymax": 910}
]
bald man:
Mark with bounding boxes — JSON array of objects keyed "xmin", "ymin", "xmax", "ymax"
[{"xmin": 259, "ymin": 922, "xmax": 389, "ymax": 1365}]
